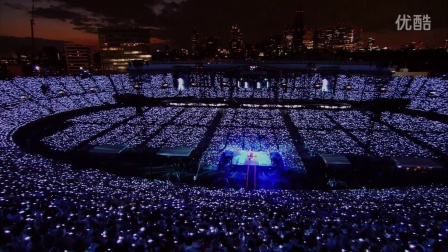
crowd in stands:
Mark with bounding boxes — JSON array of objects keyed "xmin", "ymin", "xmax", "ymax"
[
  {"xmin": 1, "ymin": 148, "xmax": 447, "ymax": 251},
  {"xmin": 287, "ymin": 109, "xmax": 443, "ymax": 158},
  {"xmin": 200, "ymin": 109, "xmax": 305, "ymax": 172},
  {"xmin": 0, "ymin": 74, "xmax": 447, "ymax": 251},
  {"xmin": 41, "ymin": 106, "xmax": 220, "ymax": 151}
]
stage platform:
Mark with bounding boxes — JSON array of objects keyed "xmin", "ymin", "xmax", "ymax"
[{"xmin": 231, "ymin": 150, "xmax": 272, "ymax": 166}]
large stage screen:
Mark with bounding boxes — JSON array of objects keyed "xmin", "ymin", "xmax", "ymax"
[{"xmin": 231, "ymin": 150, "xmax": 272, "ymax": 166}]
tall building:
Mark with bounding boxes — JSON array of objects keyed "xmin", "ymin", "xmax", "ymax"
[
  {"xmin": 41, "ymin": 46, "xmax": 65, "ymax": 75},
  {"xmin": 292, "ymin": 10, "xmax": 305, "ymax": 52},
  {"xmin": 229, "ymin": 25, "xmax": 244, "ymax": 58},
  {"xmin": 313, "ymin": 28, "xmax": 327, "ymax": 50},
  {"xmin": 367, "ymin": 37, "xmax": 375, "ymax": 51},
  {"xmin": 205, "ymin": 36, "xmax": 219, "ymax": 59},
  {"xmin": 191, "ymin": 27, "xmax": 201, "ymax": 57},
  {"xmin": 445, "ymin": 37, "xmax": 448, "ymax": 52},
  {"xmin": 282, "ymin": 27, "xmax": 294, "ymax": 54},
  {"xmin": 352, "ymin": 26, "xmax": 363, "ymax": 50},
  {"xmin": 312, "ymin": 26, "xmax": 362, "ymax": 52},
  {"xmin": 303, "ymin": 28, "xmax": 314, "ymax": 50},
  {"xmin": 64, "ymin": 45, "xmax": 92, "ymax": 75},
  {"xmin": 98, "ymin": 27, "xmax": 151, "ymax": 74}
]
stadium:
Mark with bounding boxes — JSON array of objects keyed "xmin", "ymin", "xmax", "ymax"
[{"xmin": 1, "ymin": 63, "xmax": 448, "ymax": 251}]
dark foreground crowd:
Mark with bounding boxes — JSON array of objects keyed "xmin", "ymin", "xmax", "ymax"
[{"xmin": 1, "ymin": 150, "xmax": 447, "ymax": 252}]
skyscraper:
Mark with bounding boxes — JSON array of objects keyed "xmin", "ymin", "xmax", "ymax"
[
  {"xmin": 367, "ymin": 37, "xmax": 375, "ymax": 51},
  {"xmin": 445, "ymin": 37, "xmax": 448, "ymax": 52},
  {"xmin": 292, "ymin": 10, "xmax": 304, "ymax": 52},
  {"xmin": 283, "ymin": 27, "xmax": 294, "ymax": 54},
  {"xmin": 352, "ymin": 26, "xmax": 363, "ymax": 50},
  {"xmin": 65, "ymin": 45, "xmax": 92, "ymax": 75},
  {"xmin": 98, "ymin": 27, "xmax": 151, "ymax": 74},
  {"xmin": 205, "ymin": 36, "xmax": 219, "ymax": 59},
  {"xmin": 191, "ymin": 27, "xmax": 201, "ymax": 57},
  {"xmin": 229, "ymin": 25, "xmax": 244, "ymax": 59}
]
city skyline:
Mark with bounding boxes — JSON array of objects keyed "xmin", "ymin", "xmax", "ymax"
[{"xmin": 0, "ymin": 0, "xmax": 447, "ymax": 52}]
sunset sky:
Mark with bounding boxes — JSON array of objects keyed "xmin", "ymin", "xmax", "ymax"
[{"xmin": 0, "ymin": 0, "xmax": 446, "ymax": 51}]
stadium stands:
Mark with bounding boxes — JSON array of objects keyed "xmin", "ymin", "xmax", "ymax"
[{"xmin": 0, "ymin": 73, "xmax": 447, "ymax": 251}]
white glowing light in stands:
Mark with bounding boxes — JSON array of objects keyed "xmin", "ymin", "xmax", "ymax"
[
  {"xmin": 177, "ymin": 78, "xmax": 185, "ymax": 91},
  {"xmin": 322, "ymin": 78, "xmax": 329, "ymax": 92}
]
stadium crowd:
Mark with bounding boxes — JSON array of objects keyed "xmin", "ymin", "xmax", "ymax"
[
  {"xmin": 0, "ymin": 74, "xmax": 447, "ymax": 251},
  {"xmin": 200, "ymin": 109, "xmax": 305, "ymax": 172},
  {"xmin": 1, "ymin": 149, "xmax": 448, "ymax": 251}
]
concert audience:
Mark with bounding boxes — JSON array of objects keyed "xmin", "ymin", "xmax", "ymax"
[
  {"xmin": 0, "ymin": 150, "xmax": 447, "ymax": 251},
  {"xmin": 0, "ymin": 74, "xmax": 447, "ymax": 251}
]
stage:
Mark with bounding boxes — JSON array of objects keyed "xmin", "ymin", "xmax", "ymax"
[{"xmin": 231, "ymin": 150, "xmax": 272, "ymax": 166}]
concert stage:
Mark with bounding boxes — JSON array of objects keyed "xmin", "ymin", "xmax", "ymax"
[{"xmin": 217, "ymin": 150, "xmax": 288, "ymax": 189}]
